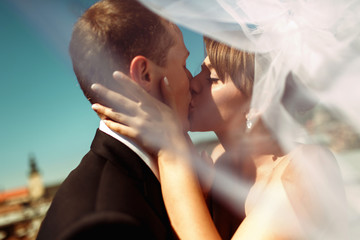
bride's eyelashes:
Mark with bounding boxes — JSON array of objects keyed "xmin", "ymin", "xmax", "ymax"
[
  {"xmin": 207, "ymin": 77, "xmax": 220, "ymax": 83},
  {"xmin": 207, "ymin": 71, "xmax": 221, "ymax": 84}
]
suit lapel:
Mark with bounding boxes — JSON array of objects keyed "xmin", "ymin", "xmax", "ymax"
[{"xmin": 90, "ymin": 130, "xmax": 176, "ymax": 238}]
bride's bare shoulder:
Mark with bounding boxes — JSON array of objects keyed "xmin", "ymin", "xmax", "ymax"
[
  {"xmin": 280, "ymin": 145, "xmax": 348, "ymax": 237},
  {"xmin": 292, "ymin": 143, "xmax": 336, "ymax": 159},
  {"xmin": 273, "ymin": 145, "xmax": 343, "ymax": 209},
  {"xmin": 281, "ymin": 143, "xmax": 346, "ymax": 208},
  {"xmin": 280, "ymin": 144, "xmax": 346, "ymax": 205},
  {"xmin": 281, "ymin": 145, "xmax": 346, "ymax": 197},
  {"xmin": 283, "ymin": 144, "xmax": 340, "ymax": 178}
]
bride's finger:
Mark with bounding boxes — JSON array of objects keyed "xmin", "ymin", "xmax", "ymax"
[
  {"xmin": 161, "ymin": 76, "xmax": 177, "ymax": 112},
  {"xmin": 91, "ymin": 84, "xmax": 139, "ymax": 112},
  {"xmin": 103, "ymin": 119, "xmax": 138, "ymax": 139},
  {"xmin": 112, "ymin": 70, "xmax": 132, "ymax": 82},
  {"xmin": 92, "ymin": 103, "xmax": 133, "ymax": 124},
  {"xmin": 96, "ymin": 112, "xmax": 107, "ymax": 120},
  {"xmin": 113, "ymin": 71, "xmax": 172, "ymax": 112},
  {"xmin": 113, "ymin": 71, "xmax": 151, "ymax": 102}
]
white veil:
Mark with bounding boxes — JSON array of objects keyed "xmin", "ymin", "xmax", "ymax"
[
  {"xmin": 139, "ymin": 0, "xmax": 360, "ymax": 149},
  {"xmin": 139, "ymin": 0, "xmax": 360, "ymax": 238}
]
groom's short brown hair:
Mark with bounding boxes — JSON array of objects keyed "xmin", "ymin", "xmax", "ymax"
[{"xmin": 69, "ymin": 0, "xmax": 175, "ymax": 103}]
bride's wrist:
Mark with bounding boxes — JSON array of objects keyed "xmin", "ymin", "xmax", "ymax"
[
  {"xmin": 158, "ymin": 144, "xmax": 190, "ymax": 159},
  {"xmin": 158, "ymin": 140, "xmax": 192, "ymax": 163}
]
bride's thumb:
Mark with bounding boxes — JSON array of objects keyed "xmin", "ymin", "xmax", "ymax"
[{"xmin": 161, "ymin": 76, "xmax": 177, "ymax": 111}]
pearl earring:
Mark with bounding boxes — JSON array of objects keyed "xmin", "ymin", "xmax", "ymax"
[
  {"xmin": 245, "ymin": 109, "xmax": 258, "ymax": 132},
  {"xmin": 246, "ymin": 115, "xmax": 253, "ymax": 130}
]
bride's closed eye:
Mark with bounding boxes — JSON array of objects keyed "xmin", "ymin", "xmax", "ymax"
[
  {"xmin": 207, "ymin": 69, "xmax": 222, "ymax": 84},
  {"xmin": 200, "ymin": 61, "xmax": 221, "ymax": 84},
  {"xmin": 207, "ymin": 77, "xmax": 220, "ymax": 83}
]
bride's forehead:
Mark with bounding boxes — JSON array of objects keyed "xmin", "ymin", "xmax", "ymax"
[
  {"xmin": 203, "ymin": 56, "xmax": 213, "ymax": 69},
  {"xmin": 203, "ymin": 56, "xmax": 209, "ymax": 64}
]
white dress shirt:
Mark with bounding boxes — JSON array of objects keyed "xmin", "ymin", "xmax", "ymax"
[{"xmin": 99, "ymin": 120, "xmax": 159, "ymax": 181}]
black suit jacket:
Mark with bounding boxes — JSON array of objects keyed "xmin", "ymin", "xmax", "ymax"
[{"xmin": 37, "ymin": 129, "xmax": 177, "ymax": 240}]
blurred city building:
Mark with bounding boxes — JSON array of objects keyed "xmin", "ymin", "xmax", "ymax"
[{"xmin": 0, "ymin": 156, "xmax": 60, "ymax": 240}]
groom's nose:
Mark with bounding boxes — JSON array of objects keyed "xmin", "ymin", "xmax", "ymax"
[
  {"xmin": 190, "ymin": 73, "xmax": 203, "ymax": 96},
  {"xmin": 185, "ymin": 68, "xmax": 193, "ymax": 81}
]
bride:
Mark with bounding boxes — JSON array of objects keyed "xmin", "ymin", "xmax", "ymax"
[{"xmin": 91, "ymin": 35, "xmax": 347, "ymax": 239}]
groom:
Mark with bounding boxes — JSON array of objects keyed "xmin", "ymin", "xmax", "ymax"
[{"xmin": 36, "ymin": 0, "xmax": 191, "ymax": 239}]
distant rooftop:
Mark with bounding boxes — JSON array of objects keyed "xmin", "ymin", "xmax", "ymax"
[{"xmin": 0, "ymin": 188, "xmax": 28, "ymax": 204}]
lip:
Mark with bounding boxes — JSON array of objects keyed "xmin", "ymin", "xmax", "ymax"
[
  {"xmin": 189, "ymin": 96, "xmax": 195, "ymax": 108},
  {"xmin": 188, "ymin": 104, "xmax": 195, "ymax": 117},
  {"xmin": 189, "ymin": 101, "xmax": 195, "ymax": 110},
  {"xmin": 187, "ymin": 94, "xmax": 192, "ymax": 107}
]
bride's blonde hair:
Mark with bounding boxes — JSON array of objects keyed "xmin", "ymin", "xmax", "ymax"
[{"xmin": 204, "ymin": 37, "xmax": 255, "ymax": 97}]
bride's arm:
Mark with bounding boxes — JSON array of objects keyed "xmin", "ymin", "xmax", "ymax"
[
  {"xmin": 158, "ymin": 149, "xmax": 220, "ymax": 240},
  {"xmin": 91, "ymin": 72, "xmax": 221, "ymax": 240}
]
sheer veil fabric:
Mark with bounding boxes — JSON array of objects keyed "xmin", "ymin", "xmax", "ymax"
[
  {"xmin": 139, "ymin": 0, "xmax": 360, "ymax": 149},
  {"xmin": 139, "ymin": 0, "xmax": 360, "ymax": 238}
]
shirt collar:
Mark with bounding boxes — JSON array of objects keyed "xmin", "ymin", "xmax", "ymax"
[{"xmin": 99, "ymin": 120, "xmax": 159, "ymax": 181}]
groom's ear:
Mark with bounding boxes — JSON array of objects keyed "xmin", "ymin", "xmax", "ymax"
[{"xmin": 129, "ymin": 56, "xmax": 158, "ymax": 93}]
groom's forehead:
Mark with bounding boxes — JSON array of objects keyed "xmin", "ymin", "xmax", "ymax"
[
  {"xmin": 164, "ymin": 21, "xmax": 182, "ymax": 41},
  {"xmin": 167, "ymin": 26, "xmax": 188, "ymax": 53}
]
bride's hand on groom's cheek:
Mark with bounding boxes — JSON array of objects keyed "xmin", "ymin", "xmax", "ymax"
[
  {"xmin": 90, "ymin": 76, "xmax": 186, "ymax": 155},
  {"xmin": 92, "ymin": 102, "xmax": 186, "ymax": 157}
]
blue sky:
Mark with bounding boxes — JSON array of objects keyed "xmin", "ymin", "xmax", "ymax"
[{"xmin": 0, "ymin": 0, "xmax": 214, "ymax": 190}]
